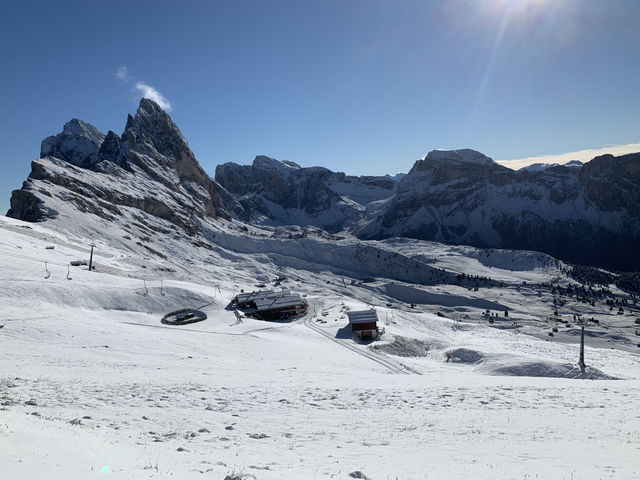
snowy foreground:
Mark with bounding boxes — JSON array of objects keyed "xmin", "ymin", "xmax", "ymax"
[{"xmin": 1, "ymin": 215, "xmax": 639, "ymax": 479}]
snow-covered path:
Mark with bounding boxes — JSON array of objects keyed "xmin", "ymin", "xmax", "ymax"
[{"xmin": 304, "ymin": 315, "xmax": 411, "ymax": 375}]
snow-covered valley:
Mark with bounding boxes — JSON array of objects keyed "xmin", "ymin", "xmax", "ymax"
[{"xmin": 2, "ymin": 215, "xmax": 639, "ymax": 479}]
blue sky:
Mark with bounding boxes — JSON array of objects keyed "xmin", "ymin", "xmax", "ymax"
[{"xmin": 1, "ymin": 0, "xmax": 639, "ymax": 213}]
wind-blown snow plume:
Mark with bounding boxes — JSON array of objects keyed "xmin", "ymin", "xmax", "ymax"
[
  {"xmin": 115, "ymin": 66, "xmax": 172, "ymax": 111},
  {"xmin": 133, "ymin": 82, "xmax": 172, "ymax": 111}
]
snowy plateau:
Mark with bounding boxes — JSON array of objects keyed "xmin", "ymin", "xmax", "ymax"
[{"xmin": 2, "ymin": 99, "xmax": 640, "ymax": 479}]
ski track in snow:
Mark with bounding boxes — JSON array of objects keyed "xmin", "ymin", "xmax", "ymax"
[{"xmin": 304, "ymin": 316, "xmax": 410, "ymax": 375}]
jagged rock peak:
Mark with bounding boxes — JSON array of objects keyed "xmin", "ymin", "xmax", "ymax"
[
  {"xmin": 253, "ymin": 155, "xmax": 301, "ymax": 170},
  {"xmin": 40, "ymin": 118, "xmax": 106, "ymax": 168},
  {"xmin": 97, "ymin": 130, "xmax": 127, "ymax": 168},
  {"xmin": 62, "ymin": 118, "xmax": 105, "ymax": 140},
  {"xmin": 7, "ymin": 97, "xmax": 231, "ymax": 227},
  {"xmin": 122, "ymin": 98, "xmax": 188, "ymax": 157},
  {"xmin": 423, "ymin": 149, "xmax": 494, "ymax": 165}
]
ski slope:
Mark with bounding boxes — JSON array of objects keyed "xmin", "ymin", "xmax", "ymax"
[{"xmin": 1, "ymin": 215, "xmax": 639, "ymax": 479}]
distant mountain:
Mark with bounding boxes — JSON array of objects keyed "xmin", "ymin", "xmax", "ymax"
[
  {"xmin": 215, "ymin": 156, "xmax": 398, "ymax": 231},
  {"xmin": 7, "ymin": 101, "xmax": 640, "ymax": 271},
  {"xmin": 518, "ymin": 160, "xmax": 583, "ymax": 172},
  {"xmin": 219, "ymin": 148, "xmax": 640, "ymax": 270},
  {"xmin": 358, "ymin": 149, "xmax": 640, "ymax": 271}
]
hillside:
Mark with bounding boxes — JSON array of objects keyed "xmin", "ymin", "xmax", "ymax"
[{"xmin": 2, "ymin": 214, "xmax": 640, "ymax": 479}]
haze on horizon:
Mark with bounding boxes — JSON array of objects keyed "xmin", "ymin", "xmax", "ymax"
[{"xmin": 1, "ymin": 0, "xmax": 639, "ymax": 213}]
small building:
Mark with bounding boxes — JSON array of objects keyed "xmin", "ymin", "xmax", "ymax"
[
  {"xmin": 347, "ymin": 309, "xmax": 381, "ymax": 340},
  {"xmin": 233, "ymin": 289, "xmax": 306, "ymax": 320}
]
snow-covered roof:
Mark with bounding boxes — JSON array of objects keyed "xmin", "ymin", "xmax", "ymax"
[
  {"xmin": 254, "ymin": 294, "xmax": 303, "ymax": 311},
  {"xmin": 347, "ymin": 309, "xmax": 379, "ymax": 324},
  {"xmin": 236, "ymin": 289, "xmax": 282, "ymax": 303}
]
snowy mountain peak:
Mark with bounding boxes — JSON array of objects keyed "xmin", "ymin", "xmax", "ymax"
[
  {"xmin": 8, "ymin": 98, "xmax": 231, "ymax": 230},
  {"xmin": 564, "ymin": 160, "xmax": 584, "ymax": 168},
  {"xmin": 384, "ymin": 172, "xmax": 406, "ymax": 182},
  {"xmin": 62, "ymin": 118, "xmax": 104, "ymax": 140},
  {"xmin": 519, "ymin": 162, "xmax": 560, "ymax": 172},
  {"xmin": 122, "ymin": 98, "xmax": 189, "ymax": 158},
  {"xmin": 425, "ymin": 149, "xmax": 495, "ymax": 165},
  {"xmin": 40, "ymin": 118, "xmax": 106, "ymax": 168},
  {"xmin": 253, "ymin": 155, "xmax": 301, "ymax": 171}
]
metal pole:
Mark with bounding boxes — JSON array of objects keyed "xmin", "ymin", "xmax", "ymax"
[
  {"xmin": 578, "ymin": 324, "xmax": 586, "ymax": 369},
  {"xmin": 88, "ymin": 244, "xmax": 94, "ymax": 271}
]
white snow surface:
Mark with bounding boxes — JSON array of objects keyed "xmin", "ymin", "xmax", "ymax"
[{"xmin": 1, "ymin": 215, "xmax": 640, "ymax": 479}]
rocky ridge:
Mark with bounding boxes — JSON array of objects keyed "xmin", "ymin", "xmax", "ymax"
[
  {"xmin": 215, "ymin": 156, "xmax": 397, "ymax": 231},
  {"xmin": 8, "ymin": 99, "xmax": 231, "ymax": 236},
  {"xmin": 358, "ymin": 149, "xmax": 640, "ymax": 270}
]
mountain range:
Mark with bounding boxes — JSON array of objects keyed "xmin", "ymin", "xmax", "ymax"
[{"xmin": 7, "ymin": 98, "xmax": 640, "ymax": 271}]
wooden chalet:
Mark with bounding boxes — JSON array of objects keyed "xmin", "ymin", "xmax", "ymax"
[{"xmin": 347, "ymin": 309, "xmax": 382, "ymax": 339}]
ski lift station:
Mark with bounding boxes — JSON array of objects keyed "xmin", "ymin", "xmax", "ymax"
[
  {"xmin": 347, "ymin": 309, "xmax": 382, "ymax": 340},
  {"xmin": 233, "ymin": 289, "xmax": 307, "ymax": 320}
]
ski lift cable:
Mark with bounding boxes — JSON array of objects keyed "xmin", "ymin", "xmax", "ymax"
[{"xmin": 0, "ymin": 248, "xmax": 70, "ymax": 267}]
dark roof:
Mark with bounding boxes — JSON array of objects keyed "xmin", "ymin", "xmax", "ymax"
[
  {"xmin": 255, "ymin": 294, "xmax": 304, "ymax": 311},
  {"xmin": 347, "ymin": 309, "xmax": 379, "ymax": 324},
  {"xmin": 236, "ymin": 289, "xmax": 286, "ymax": 303}
]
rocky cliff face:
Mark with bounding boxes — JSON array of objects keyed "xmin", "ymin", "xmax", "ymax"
[
  {"xmin": 7, "ymin": 98, "xmax": 231, "ymax": 236},
  {"xmin": 358, "ymin": 149, "xmax": 640, "ymax": 271},
  {"xmin": 215, "ymin": 156, "xmax": 397, "ymax": 231}
]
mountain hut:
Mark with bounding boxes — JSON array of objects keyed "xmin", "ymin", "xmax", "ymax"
[
  {"xmin": 347, "ymin": 309, "xmax": 381, "ymax": 339},
  {"xmin": 233, "ymin": 289, "xmax": 306, "ymax": 320}
]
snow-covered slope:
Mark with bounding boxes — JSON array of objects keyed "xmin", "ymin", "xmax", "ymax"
[{"xmin": 2, "ymin": 213, "xmax": 640, "ymax": 479}]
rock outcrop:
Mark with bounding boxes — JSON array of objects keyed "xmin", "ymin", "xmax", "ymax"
[
  {"xmin": 8, "ymin": 99, "xmax": 231, "ymax": 238},
  {"xmin": 40, "ymin": 119, "xmax": 106, "ymax": 169},
  {"xmin": 215, "ymin": 155, "xmax": 397, "ymax": 231}
]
